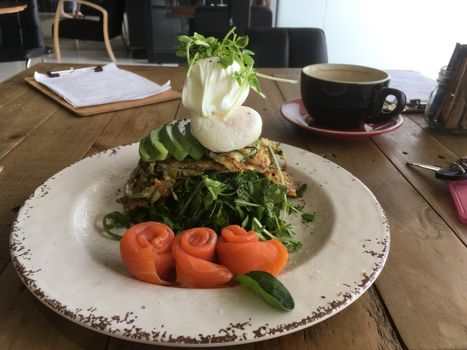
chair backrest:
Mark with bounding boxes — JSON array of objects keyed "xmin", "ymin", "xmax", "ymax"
[
  {"xmin": 53, "ymin": 0, "xmax": 124, "ymax": 62},
  {"xmin": 288, "ymin": 28, "xmax": 328, "ymax": 68},
  {"xmin": 103, "ymin": 0, "xmax": 125, "ymax": 37},
  {"xmin": 0, "ymin": 0, "xmax": 45, "ymax": 61},
  {"xmin": 246, "ymin": 28, "xmax": 289, "ymax": 68},
  {"xmin": 250, "ymin": 5, "xmax": 272, "ymax": 28},
  {"xmin": 80, "ymin": 0, "xmax": 125, "ymax": 37},
  {"xmin": 191, "ymin": 5, "xmax": 230, "ymax": 38},
  {"xmin": 245, "ymin": 27, "xmax": 328, "ymax": 68},
  {"xmin": 191, "ymin": 1, "xmax": 273, "ymax": 38},
  {"xmin": 56, "ymin": 0, "xmax": 125, "ymax": 40}
]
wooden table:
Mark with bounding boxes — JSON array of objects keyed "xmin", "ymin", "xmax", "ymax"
[
  {"xmin": 1, "ymin": 63, "xmax": 466, "ymax": 350},
  {"xmin": 172, "ymin": 5, "xmax": 196, "ymax": 18}
]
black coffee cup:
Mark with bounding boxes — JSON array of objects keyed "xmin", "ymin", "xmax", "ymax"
[{"xmin": 301, "ymin": 64, "xmax": 406, "ymax": 130}]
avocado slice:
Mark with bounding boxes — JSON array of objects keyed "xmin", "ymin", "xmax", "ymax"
[
  {"xmin": 173, "ymin": 119, "xmax": 205, "ymax": 160},
  {"xmin": 159, "ymin": 121, "xmax": 189, "ymax": 161},
  {"xmin": 138, "ymin": 127, "xmax": 169, "ymax": 162}
]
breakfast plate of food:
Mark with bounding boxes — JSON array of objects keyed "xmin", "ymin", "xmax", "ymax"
[{"xmin": 10, "ymin": 30, "xmax": 389, "ymax": 346}]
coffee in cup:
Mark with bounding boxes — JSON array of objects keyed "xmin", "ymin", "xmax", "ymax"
[{"xmin": 301, "ymin": 64, "xmax": 406, "ymax": 130}]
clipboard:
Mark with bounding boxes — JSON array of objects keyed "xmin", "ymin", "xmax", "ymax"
[{"xmin": 25, "ymin": 70, "xmax": 181, "ymax": 117}]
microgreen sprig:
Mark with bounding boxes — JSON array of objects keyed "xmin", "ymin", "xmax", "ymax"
[{"xmin": 176, "ymin": 28, "xmax": 297, "ymax": 97}]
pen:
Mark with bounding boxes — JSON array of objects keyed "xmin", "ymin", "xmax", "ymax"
[
  {"xmin": 48, "ymin": 67, "xmax": 75, "ymax": 75},
  {"xmin": 47, "ymin": 65, "xmax": 103, "ymax": 77}
]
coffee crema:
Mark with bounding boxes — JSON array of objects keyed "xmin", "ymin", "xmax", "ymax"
[{"xmin": 303, "ymin": 64, "xmax": 389, "ymax": 84}]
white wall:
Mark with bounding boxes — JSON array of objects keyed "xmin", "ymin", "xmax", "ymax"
[{"xmin": 277, "ymin": 0, "xmax": 467, "ymax": 79}]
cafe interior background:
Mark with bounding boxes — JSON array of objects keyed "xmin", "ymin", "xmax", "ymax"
[{"xmin": 0, "ymin": 0, "xmax": 466, "ymax": 83}]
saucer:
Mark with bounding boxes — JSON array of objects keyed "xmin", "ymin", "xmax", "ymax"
[{"xmin": 280, "ymin": 98, "xmax": 404, "ymax": 140}]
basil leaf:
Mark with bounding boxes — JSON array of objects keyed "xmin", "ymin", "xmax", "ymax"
[{"xmin": 235, "ymin": 271, "xmax": 294, "ymax": 311}]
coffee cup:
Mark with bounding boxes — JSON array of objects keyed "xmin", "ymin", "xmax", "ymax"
[{"xmin": 300, "ymin": 64, "xmax": 406, "ymax": 130}]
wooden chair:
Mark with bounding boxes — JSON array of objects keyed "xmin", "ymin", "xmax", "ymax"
[{"xmin": 53, "ymin": 0, "xmax": 125, "ymax": 62}]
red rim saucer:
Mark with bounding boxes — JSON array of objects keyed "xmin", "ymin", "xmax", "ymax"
[{"xmin": 280, "ymin": 98, "xmax": 404, "ymax": 140}]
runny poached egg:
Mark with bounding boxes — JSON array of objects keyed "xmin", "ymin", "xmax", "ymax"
[{"xmin": 190, "ymin": 106, "xmax": 262, "ymax": 153}]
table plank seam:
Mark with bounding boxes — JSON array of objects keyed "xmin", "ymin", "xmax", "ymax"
[
  {"xmin": 0, "ymin": 85, "xmax": 30, "ymax": 110},
  {"xmin": 373, "ymin": 285, "xmax": 408, "ymax": 350},
  {"xmin": 407, "ymin": 115, "xmax": 467, "ymax": 158},
  {"xmin": 0, "ymin": 106, "xmax": 60, "ymax": 162},
  {"xmin": 371, "ymin": 130, "xmax": 467, "ymax": 248},
  {"xmin": 81, "ymin": 111, "xmax": 122, "ymax": 157},
  {"xmin": 0, "ymin": 257, "xmax": 10, "ymax": 277}
]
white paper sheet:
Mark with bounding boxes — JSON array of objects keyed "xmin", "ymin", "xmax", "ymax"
[{"xmin": 34, "ymin": 63, "xmax": 171, "ymax": 108}]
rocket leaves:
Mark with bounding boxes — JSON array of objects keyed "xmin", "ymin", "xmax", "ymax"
[{"xmin": 115, "ymin": 172, "xmax": 307, "ymax": 252}]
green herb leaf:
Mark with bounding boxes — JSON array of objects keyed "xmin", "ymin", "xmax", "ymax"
[
  {"xmin": 102, "ymin": 211, "xmax": 131, "ymax": 240},
  {"xmin": 178, "ymin": 35, "xmax": 192, "ymax": 44},
  {"xmin": 296, "ymin": 183, "xmax": 307, "ymax": 197},
  {"xmin": 113, "ymin": 171, "xmax": 306, "ymax": 246},
  {"xmin": 236, "ymin": 36, "xmax": 248, "ymax": 48},
  {"xmin": 235, "ymin": 271, "xmax": 294, "ymax": 311},
  {"xmin": 301, "ymin": 212, "xmax": 315, "ymax": 222},
  {"xmin": 203, "ymin": 176, "xmax": 227, "ymax": 200},
  {"xmin": 283, "ymin": 239, "xmax": 303, "ymax": 252},
  {"xmin": 176, "ymin": 28, "xmax": 261, "ymax": 95}
]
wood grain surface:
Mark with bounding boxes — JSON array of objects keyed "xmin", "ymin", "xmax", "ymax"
[{"xmin": 0, "ymin": 64, "xmax": 466, "ymax": 350}]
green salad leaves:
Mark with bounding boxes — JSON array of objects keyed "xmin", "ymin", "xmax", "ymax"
[{"xmin": 104, "ymin": 171, "xmax": 310, "ymax": 252}]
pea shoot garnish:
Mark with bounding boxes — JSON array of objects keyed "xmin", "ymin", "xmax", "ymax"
[{"xmin": 176, "ymin": 27, "xmax": 297, "ymax": 97}]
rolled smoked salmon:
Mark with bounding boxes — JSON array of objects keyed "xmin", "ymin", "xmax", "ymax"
[
  {"xmin": 172, "ymin": 227, "xmax": 233, "ymax": 288},
  {"xmin": 120, "ymin": 222, "xmax": 175, "ymax": 285},
  {"xmin": 217, "ymin": 225, "xmax": 288, "ymax": 276}
]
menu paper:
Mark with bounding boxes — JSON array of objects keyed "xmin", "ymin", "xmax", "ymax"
[
  {"xmin": 34, "ymin": 63, "xmax": 171, "ymax": 108},
  {"xmin": 387, "ymin": 70, "xmax": 436, "ymax": 102}
]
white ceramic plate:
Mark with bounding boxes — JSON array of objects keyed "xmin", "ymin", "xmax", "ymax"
[{"xmin": 10, "ymin": 143, "xmax": 389, "ymax": 347}]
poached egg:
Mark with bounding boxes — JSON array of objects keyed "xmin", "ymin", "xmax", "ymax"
[
  {"xmin": 182, "ymin": 57, "xmax": 250, "ymax": 119},
  {"xmin": 191, "ymin": 106, "xmax": 262, "ymax": 153}
]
